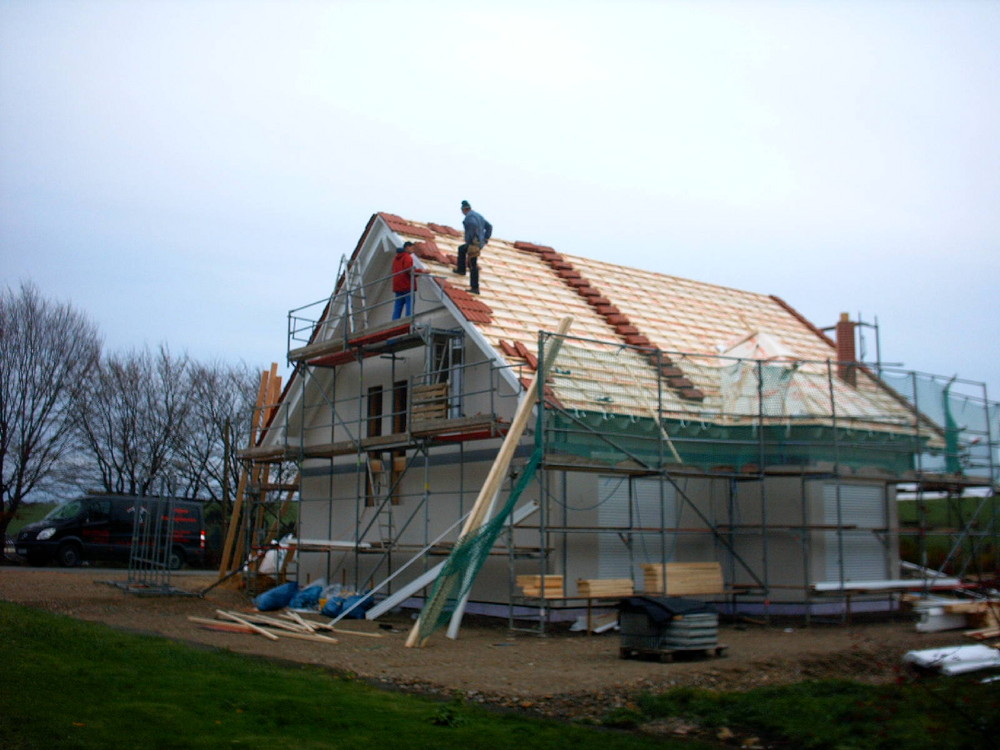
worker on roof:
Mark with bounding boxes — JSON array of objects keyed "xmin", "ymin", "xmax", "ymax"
[
  {"xmin": 392, "ymin": 241, "xmax": 416, "ymax": 319},
  {"xmin": 454, "ymin": 200, "xmax": 492, "ymax": 296}
]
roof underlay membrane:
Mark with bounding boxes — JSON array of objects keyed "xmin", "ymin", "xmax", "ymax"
[{"xmin": 379, "ymin": 213, "xmax": 946, "ymax": 473}]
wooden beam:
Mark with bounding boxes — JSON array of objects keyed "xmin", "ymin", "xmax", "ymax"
[
  {"xmin": 217, "ymin": 367, "xmax": 270, "ymax": 578},
  {"xmin": 216, "ymin": 610, "xmax": 279, "ymax": 640}
]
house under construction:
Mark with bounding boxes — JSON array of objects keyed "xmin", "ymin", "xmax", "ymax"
[{"xmin": 239, "ymin": 211, "xmax": 999, "ymax": 627}]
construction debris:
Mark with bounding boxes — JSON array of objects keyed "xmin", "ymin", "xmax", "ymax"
[
  {"xmin": 903, "ymin": 644, "xmax": 1000, "ymax": 676},
  {"xmin": 902, "ymin": 593, "xmax": 1000, "ymax": 635},
  {"xmin": 187, "ymin": 607, "xmax": 387, "ymax": 644}
]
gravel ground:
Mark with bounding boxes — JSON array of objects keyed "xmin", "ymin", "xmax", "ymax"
[{"xmin": 0, "ymin": 567, "xmax": 971, "ymax": 732}]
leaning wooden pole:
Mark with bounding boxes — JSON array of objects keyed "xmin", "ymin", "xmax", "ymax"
[
  {"xmin": 406, "ymin": 316, "xmax": 573, "ymax": 648},
  {"xmin": 216, "ymin": 366, "xmax": 272, "ymax": 580}
]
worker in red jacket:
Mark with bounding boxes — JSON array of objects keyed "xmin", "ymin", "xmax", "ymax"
[{"xmin": 392, "ymin": 241, "xmax": 416, "ymax": 319}]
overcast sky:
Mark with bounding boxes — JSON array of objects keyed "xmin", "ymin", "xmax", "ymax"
[{"xmin": 2, "ymin": 0, "xmax": 997, "ymax": 401}]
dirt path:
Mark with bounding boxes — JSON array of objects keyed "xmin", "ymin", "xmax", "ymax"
[{"xmin": 0, "ymin": 568, "xmax": 967, "ymax": 721}]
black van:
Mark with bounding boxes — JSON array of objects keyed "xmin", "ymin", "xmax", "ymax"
[{"xmin": 15, "ymin": 495, "xmax": 206, "ymax": 570}]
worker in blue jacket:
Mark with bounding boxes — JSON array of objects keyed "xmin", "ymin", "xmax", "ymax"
[{"xmin": 454, "ymin": 200, "xmax": 492, "ymax": 295}]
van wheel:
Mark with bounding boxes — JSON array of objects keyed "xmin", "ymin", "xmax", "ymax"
[
  {"xmin": 57, "ymin": 542, "xmax": 83, "ymax": 568},
  {"xmin": 168, "ymin": 548, "xmax": 185, "ymax": 571}
]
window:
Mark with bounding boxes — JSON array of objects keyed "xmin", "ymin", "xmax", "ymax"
[
  {"xmin": 87, "ymin": 499, "xmax": 112, "ymax": 522},
  {"xmin": 366, "ymin": 386, "xmax": 384, "ymax": 506},
  {"xmin": 367, "ymin": 386, "xmax": 384, "ymax": 438},
  {"xmin": 392, "ymin": 380, "xmax": 407, "ymax": 434},
  {"xmin": 429, "ymin": 332, "xmax": 464, "ymax": 417}
]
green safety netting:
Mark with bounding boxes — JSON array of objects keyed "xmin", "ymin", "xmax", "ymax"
[{"xmin": 411, "ymin": 447, "xmax": 543, "ymax": 644}]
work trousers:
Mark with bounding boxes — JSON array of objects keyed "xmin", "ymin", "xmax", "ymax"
[
  {"xmin": 392, "ymin": 290, "xmax": 412, "ymax": 319},
  {"xmin": 456, "ymin": 242, "xmax": 482, "ymax": 293}
]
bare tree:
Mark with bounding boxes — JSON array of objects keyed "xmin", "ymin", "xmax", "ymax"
[
  {"xmin": 73, "ymin": 346, "xmax": 196, "ymax": 496},
  {"xmin": 0, "ymin": 283, "xmax": 101, "ymax": 554},
  {"xmin": 172, "ymin": 360, "xmax": 259, "ymax": 503}
]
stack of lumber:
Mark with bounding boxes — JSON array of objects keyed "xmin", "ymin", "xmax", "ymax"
[
  {"xmin": 188, "ymin": 609, "xmax": 385, "ymax": 643},
  {"xmin": 576, "ymin": 578, "xmax": 634, "ymax": 598},
  {"xmin": 958, "ymin": 600, "xmax": 1000, "ymax": 640},
  {"xmin": 411, "ymin": 383, "xmax": 449, "ymax": 422},
  {"xmin": 642, "ymin": 562, "xmax": 725, "ymax": 597},
  {"xmin": 516, "ymin": 574, "xmax": 565, "ymax": 599}
]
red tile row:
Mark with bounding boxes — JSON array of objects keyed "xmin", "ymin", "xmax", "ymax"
[
  {"xmin": 380, "ymin": 212, "xmax": 436, "ymax": 240},
  {"xmin": 434, "ymin": 278, "xmax": 493, "ymax": 324},
  {"xmin": 427, "ymin": 222, "xmax": 462, "ymax": 237},
  {"xmin": 526, "ymin": 244, "xmax": 705, "ymax": 402}
]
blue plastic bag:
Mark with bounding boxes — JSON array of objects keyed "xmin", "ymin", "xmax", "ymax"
[
  {"xmin": 320, "ymin": 596, "xmax": 345, "ymax": 617},
  {"xmin": 340, "ymin": 593, "xmax": 372, "ymax": 619},
  {"xmin": 254, "ymin": 581, "xmax": 299, "ymax": 612},
  {"xmin": 289, "ymin": 584, "xmax": 323, "ymax": 610}
]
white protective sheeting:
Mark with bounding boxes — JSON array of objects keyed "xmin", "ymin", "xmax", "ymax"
[{"xmin": 903, "ymin": 644, "xmax": 1000, "ymax": 675}]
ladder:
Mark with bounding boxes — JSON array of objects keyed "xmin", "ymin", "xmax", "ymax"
[{"xmin": 336, "ymin": 253, "xmax": 369, "ymax": 335}]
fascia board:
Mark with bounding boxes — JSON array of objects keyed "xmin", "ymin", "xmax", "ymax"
[{"xmin": 259, "ymin": 215, "xmax": 403, "ymax": 449}]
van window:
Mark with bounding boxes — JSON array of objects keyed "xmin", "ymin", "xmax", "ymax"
[
  {"xmin": 46, "ymin": 500, "xmax": 85, "ymax": 521},
  {"xmin": 87, "ymin": 499, "xmax": 111, "ymax": 522}
]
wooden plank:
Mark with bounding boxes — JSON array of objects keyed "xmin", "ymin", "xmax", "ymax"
[
  {"xmin": 410, "ymin": 415, "xmax": 497, "ymax": 437},
  {"xmin": 263, "ymin": 362, "xmax": 281, "ymax": 427},
  {"xmin": 577, "ymin": 578, "xmax": 634, "ymax": 597},
  {"xmin": 284, "ymin": 611, "xmax": 317, "ymax": 632},
  {"xmin": 411, "ymin": 398, "xmax": 448, "ymax": 408},
  {"xmin": 518, "ymin": 574, "xmax": 566, "ymax": 599},
  {"xmin": 515, "ymin": 575, "xmax": 564, "ymax": 587},
  {"xmin": 188, "ymin": 616, "xmax": 257, "ymax": 634},
  {"xmin": 517, "ymin": 574, "xmax": 565, "ymax": 598},
  {"xmin": 410, "ymin": 405, "xmax": 448, "ymax": 417},
  {"xmin": 271, "ymin": 629, "xmax": 339, "ymax": 644},
  {"xmin": 411, "ymin": 399, "xmax": 448, "ymax": 409},
  {"xmin": 642, "ymin": 562, "xmax": 726, "ymax": 596},
  {"xmin": 237, "ymin": 611, "xmax": 308, "ymax": 633},
  {"xmin": 413, "ymin": 383, "xmax": 449, "ymax": 398},
  {"xmin": 216, "ymin": 610, "xmax": 279, "ymax": 640},
  {"xmin": 217, "ymin": 368, "xmax": 270, "ymax": 577},
  {"xmin": 217, "ymin": 610, "xmax": 339, "ymax": 643}
]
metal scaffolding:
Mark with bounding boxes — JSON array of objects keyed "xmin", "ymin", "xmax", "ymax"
[{"xmin": 236, "ymin": 263, "xmax": 999, "ymax": 624}]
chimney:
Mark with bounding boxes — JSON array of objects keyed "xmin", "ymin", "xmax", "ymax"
[{"xmin": 835, "ymin": 312, "xmax": 857, "ymax": 385}]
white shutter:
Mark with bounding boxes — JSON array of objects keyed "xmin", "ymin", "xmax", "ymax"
[
  {"xmin": 598, "ymin": 476, "xmax": 676, "ymax": 584},
  {"xmin": 821, "ymin": 483, "xmax": 888, "ymax": 583}
]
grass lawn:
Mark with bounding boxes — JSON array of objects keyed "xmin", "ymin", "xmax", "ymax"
[
  {"xmin": 0, "ymin": 602, "xmax": 708, "ymax": 750},
  {"xmin": 5, "ymin": 502, "xmax": 56, "ymax": 536},
  {"xmin": 3, "ymin": 602, "xmax": 999, "ymax": 749},
  {"xmin": 605, "ymin": 677, "xmax": 1000, "ymax": 749},
  {"xmin": 897, "ymin": 495, "xmax": 998, "ymax": 573}
]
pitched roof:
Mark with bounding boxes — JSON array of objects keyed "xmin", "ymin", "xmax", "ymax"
[
  {"xmin": 382, "ymin": 211, "xmax": 933, "ymax": 435},
  {"xmin": 386, "ymin": 212, "xmax": 831, "ymax": 353}
]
